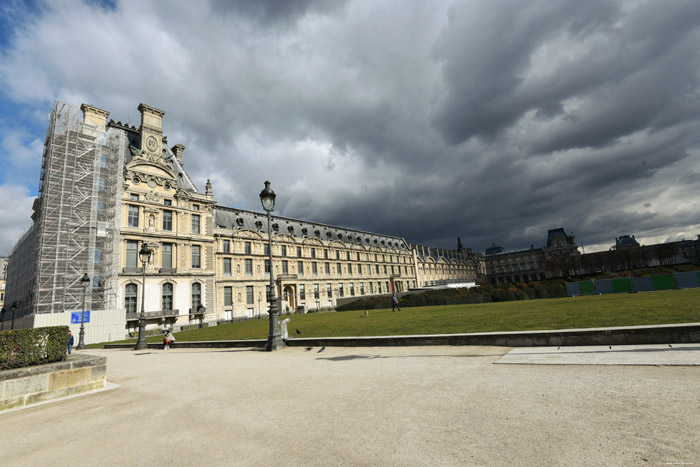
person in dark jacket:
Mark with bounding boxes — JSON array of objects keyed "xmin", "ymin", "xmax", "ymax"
[
  {"xmin": 68, "ymin": 331, "xmax": 74, "ymax": 354},
  {"xmin": 392, "ymin": 294, "xmax": 401, "ymax": 312}
]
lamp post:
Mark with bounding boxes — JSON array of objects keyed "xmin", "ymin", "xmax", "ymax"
[
  {"xmin": 10, "ymin": 302, "xmax": 17, "ymax": 330},
  {"xmin": 0, "ymin": 307, "xmax": 5, "ymax": 331},
  {"xmin": 260, "ymin": 181, "xmax": 285, "ymax": 351},
  {"xmin": 77, "ymin": 273, "xmax": 90, "ymax": 350},
  {"xmin": 135, "ymin": 243, "xmax": 152, "ymax": 350}
]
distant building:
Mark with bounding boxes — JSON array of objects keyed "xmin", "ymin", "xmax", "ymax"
[{"xmin": 0, "ymin": 257, "xmax": 7, "ymax": 311}]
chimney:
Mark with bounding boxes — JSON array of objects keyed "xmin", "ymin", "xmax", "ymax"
[
  {"xmin": 137, "ymin": 103, "xmax": 165, "ymax": 155},
  {"xmin": 172, "ymin": 144, "xmax": 185, "ymax": 167},
  {"xmin": 80, "ymin": 104, "xmax": 110, "ymax": 135}
]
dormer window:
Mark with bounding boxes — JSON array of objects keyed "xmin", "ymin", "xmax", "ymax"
[{"xmin": 193, "ymin": 204, "xmax": 200, "ymax": 211}]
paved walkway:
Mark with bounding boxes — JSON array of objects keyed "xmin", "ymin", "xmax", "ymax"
[{"xmin": 2, "ymin": 345, "xmax": 699, "ymax": 466}]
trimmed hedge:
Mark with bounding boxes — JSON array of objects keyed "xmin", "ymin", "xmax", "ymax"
[
  {"xmin": 0, "ymin": 326, "xmax": 69, "ymax": 370},
  {"xmin": 335, "ymin": 280, "xmax": 567, "ymax": 311}
]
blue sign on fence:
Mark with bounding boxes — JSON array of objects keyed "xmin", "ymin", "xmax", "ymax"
[{"xmin": 71, "ymin": 311, "xmax": 90, "ymax": 324}]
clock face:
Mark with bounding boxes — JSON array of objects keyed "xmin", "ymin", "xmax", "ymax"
[{"xmin": 146, "ymin": 136, "xmax": 158, "ymax": 152}]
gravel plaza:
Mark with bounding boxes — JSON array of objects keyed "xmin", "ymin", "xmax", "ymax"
[{"xmin": 1, "ymin": 344, "xmax": 699, "ymax": 466}]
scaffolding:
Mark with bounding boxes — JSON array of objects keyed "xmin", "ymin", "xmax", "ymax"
[{"xmin": 8, "ymin": 101, "xmax": 122, "ymax": 317}]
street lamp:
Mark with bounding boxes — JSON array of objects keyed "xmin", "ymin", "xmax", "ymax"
[
  {"xmin": 10, "ymin": 302, "xmax": 17, "ymax": 330},
  {"xmin": 259, "ymin": 181, "xmax": 284, "ymax": 351},
  {"xmin": 77, "ymin": 273, "xmax": 90, "ymax": 350},
  {"xmin": 135, "ymin": 243, "xmax": 152, "ymax": 350}
]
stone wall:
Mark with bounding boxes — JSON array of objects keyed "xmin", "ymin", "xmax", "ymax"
[{"xmin": 0, "ymin": 354, "xmax": 106, "ymax": 411}]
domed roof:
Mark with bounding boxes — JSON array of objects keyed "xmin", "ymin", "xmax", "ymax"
[{"xmin": 615, "ymin": 235, "xmax": 640, "ymax": 249}]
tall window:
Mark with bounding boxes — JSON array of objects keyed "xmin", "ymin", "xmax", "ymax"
[
  {"xmin": 350, "ymin": 283, "xmax": 355, "ymax": 296},
  {"xmin": 358, "ymin": 264, "xmax": 362, "ymax": 276},
  {"xmin": 224, "ymin": 258, "xmax": 232, "ymax": 276},
  {"xmin": 245, "ymin": 259, "xmax": 253, "ymax": 277},
  {"xmin": 265, "ymin": 259, "xmax": 271, "ymax": 276},
  {"xmin": 327, "ymin": 283, "xmax": 332, "ymax": 297},
  {"xmin": 192, "ymin": 245, "xmax": 201, "ymax": 269},
  {"xmin": 324, "ymin": 249, "xmax": 329, "ymax": 259},
  {"xmin": 314, "ymin": 284, "xmax": 319, "ymax": 299},
  {"xmin": 282, "ymin": 260, "xmax": 289, "ymax": 275},
  {"xmin": 96, "ymin": 177, "xmax": 106, "ymax": 191},
  {"xmin": 367, "ymin": 264, "xmax": 372, "ymax": 275},
  {"xmin": 223, "ymin": 240, "xmax": 230, "ymax": 253},
  {"xmin": 264, "ymin": 244, "xmax": 270, "ymax": 255},
  {"xmin": 281, "ymin": 245, "xmax": 287, "ymax": 256},
  {"xmin": 357, "ymin": 252, "xmax": 361, "ymax": 261},
  {"xmin": 224, "ymin": 286, "xmax": 232, "ymax": 306},
  {"xmin": 162, "ymin": 283, "xmax": 173, "ymax": 311},
  {"xmin": 325, "ymin": 262, "xmax": 330, "ymax": 275},
  {"xmin": 245, "ymin": 242, "xmax": 252, "ymax": 254},
  {"xmin": 246, "ymin": 286, "xmax": 254, "ymax": 305},
  {"xmin": 95, "ymin": 201, "xmax": 105, "ymax": 215},
  {"xmin": 297, "ymin": 261, "xmax": 304, "ymax": 276},
  {"xmin": 347, "ymin": 252, "xmax": 351, "ymax": 260},
  {"xmin": 192, "ymin": 283, "xmax": 202, "ymax": 310},
  {"xmin": 369, "ymin": 282, "xmax": 374, "ymax": 294},
  {"xmin": 126, "ymin": 240, "xmax": 138, "ymax": 267},
  {"xmin": 336, "ymin": 250, "xmax": 340, "ymax": 260},
  {"xmin": 360, "ymin": 283, "xmax": 365, "ymax": 295},
  {"xmin": 339, "ymin": 284, "xmax": 344, "ymax": 297},
  {"xmin": 191, "ymin": 214, "xmax": 200, "ymax": 234},
  {"xmin": 312, "ymin": 248, "xmax": 316, "ymax": 259},
  {"xmin": 337, "ymin": 263, "xmax": 342, "ymax": 274},
  {"xmin": 128, "ymin": 205, "xmax": 139, "ymax": 227},
  {"xmin": 312, "ymin": 262, "xmax": 318, "ymax": 276},
  {"xmin": 162, "ymin": 243, "xmax": 172, "ymax": 269},
  {"xmin": 299, "ymin": 284, "xmax": 306, "ymax": 300},
  {"xmin": 125, "ymin": 284, "xmax": 137, "ymax": 313},
  {"xmin": 297, "ymin": 246, "xmax": 302, "ymax": 257},
  {"xmin": 163, "ymin": 210, "xmax": 173, "ymax": 231}
]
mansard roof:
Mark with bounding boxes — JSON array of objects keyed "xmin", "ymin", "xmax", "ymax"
[{"xmin": 214, "ymin": 206, "xmax": 409, "ymax": 250}]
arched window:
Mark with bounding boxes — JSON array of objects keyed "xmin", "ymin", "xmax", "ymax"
[
  {"xmin": 192, "ymin": 283, "xmax": 202, "ymax": 310},
  {"xmin": 125, "ymin": 284, "xmax": 137, "ymax": 313},
  {"xmin": 162, "ymin": 283, "xmax": 173, "ymax": 311}
]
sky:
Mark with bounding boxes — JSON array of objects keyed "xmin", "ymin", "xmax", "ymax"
[{"xmin": 1, "ymin": 0, "xmax": 699, "ymax": 257}]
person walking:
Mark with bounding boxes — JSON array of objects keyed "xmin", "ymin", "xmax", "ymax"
[
  {"xmin": 67, "ymin": 330, "xmax": 74, "ymax": 354},
  {"xmin": 392, "ymin": 294, "xmax": 401, "ymax": 312}
]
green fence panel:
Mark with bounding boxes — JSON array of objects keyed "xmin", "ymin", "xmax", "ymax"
[
  {"xmin": 579, "ymin": 281, "xmax": 596, "ymax": 294},
  {"xmin": 651, "ymin": 274, "xmax": 676, "ymax": 290},
  {"xmin": 611, "ymin": 278, "xmax": 632, "ymax": 293}
]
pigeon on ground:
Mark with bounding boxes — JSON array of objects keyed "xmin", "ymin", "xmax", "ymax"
[
  {"xmin": 305, "ymin": 347, "xmax": 313, "ymax": 351},
  {"xmin": 317, "ymin": 345, "xmax": 326, "ymax": 353},
  {"xmin": 296, "ymin": 329, "xmax": 301, "ymax": 334}
]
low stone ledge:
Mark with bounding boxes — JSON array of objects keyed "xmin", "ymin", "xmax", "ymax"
[
  {"xmin": 100, "ymin": 323, "xmax": 700, "ymax": 350},
  {"xmin": 1, "ymin": 354, "xmax": 107, "ymax": 411}
]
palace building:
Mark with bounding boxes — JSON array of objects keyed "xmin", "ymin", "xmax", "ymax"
[{"xmin": 3, "ymin": 101, "xmax": 480, "ymax": 343}]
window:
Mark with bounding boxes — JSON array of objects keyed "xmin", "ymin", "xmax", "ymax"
[
  {"xmin": 163, "ymin": 210, "xmax": 173, "ymax": 231},
  {"xmin": 191, "ymin": 214, "xmax": 200, "ymax": 234},
  {"xmin": 325, "ymin": 262, "xmax": 330, "ymax": 275},
  {"xmin": 358, "ymin": 264, "xmax": 362, "ymax": 276},
  {"xmin": 192, "ymin": 283, "xmax": 202, "ymax": 310},
  {"xmin": 347, "ymin": 252, "xmax": 351, "ymax": 260},
  {"xmin": 246, "ymin": 286, "xmax": 254, "ymax": 305},
  {"xmin": 350, "ymin": 283, "xmax": 355, "ymax": 296},
  {"xmin": 369, "ymin": 282, "xmax": 374, "ymax": 294},
  {"xmin": 312, "ymin": 262, "xmax": 318, "ymax": 276},
  {"xmin": 376, "ymin": 265, "xmax": 380, "ymax": 274},
  {"xmin": 126, "ymin": 240, "xmax": 138, "ymax": 267},
  {"xmin": 312, "ymin": 248, "xmax": 316, "ymax": 259},
  {"xmin": 95, "ymin": 201, "xmax": 105, "ymax": 215},
  {"xmin": 92, "ymin": 274, "xmax": 100, "ymax": 291},
  {"xmin": 224, "ymin": 258, "xmax": 232, "ymax": 276},
  {"xmin": 378, "ymin": 282, "xmax": 382, "ymax": 294},
  {"xmin": 297, "ymin": 246, "xmax": 302, "ymax": 257},
  {"xmin": 282, "ymin": 260, "xmax": 289, "ymax": 275},
  {"xmin": 384, "ymin": 265, "xmax": 387, "ymax": 274},
  {"xmin": 360, "ymin": 283, "xmax": 365, "ymax": 295},
  {"xmin": 324, "ymin": 249, "xmax": 329, "ymax": 259},
  {"xmin": 100, "ymin": 154, "xmax": 108, "ymax": 168},
  {"xmin": 281, "ymin": 245, "xmax": 287, "ymax": 256},
  {"xmin": 125, "ymin": 284, "xmax": 137, "ymax": 313},
  {"xmin": 245, "ymin": 242, "xmax": 252, "ymax": 254},
  {"xmin": 299, "ymin": 284, "xmax": 306, "ymax": 300},
  {"xmin": 327, "ymin": 283, "xmax": 332, "ymax": 297},
  {"xmin": 224, "ymin": 286, "xmax": 232, "ymax": 306},
  {"xmin": 336, "ymin": 251, "xmax": 340, "ymax": 260},
  {"xmin": 357, "ymin": 252, "xmax": 361, "ymax": 261},
  {"xmin": 128, "ymin": 205, "xmax": 139, "ymax": 227},
  {"xmin": 297, "ymin": 261, "xmax": 304, "ymax": 276},
  {"xmin": 265, "ymin": 259, "xmax": 271, "ymax": 276},
  {"xmin": 96, "ymin": 177, "xmax": 106, "ymax": 191},
  {"xmin": 130, "ymin": 194, "xmax": 139, "ymax": 201},
  {"xmin": 164, "ymin": 199, "xmax": 172, "ymax": 206},
  {"xmin": 339, "ymin": 284, "xmax": 344, "ymax": 297},
  {"xmin": 367, "ymin": 264, "xmax": 371, "ymax": 275},
  {"xmin": 245, "ymin": 259, "xmax": 253, "ymax": 277},
  {"xmin": 391, "ymin": 265, "xmax": 395, "ymax": 274},
  {"xmin": 192, "ymin": 204, "xmax": 200, "ymax": 211},
  {"xmin": 192, "ymin": 245, "xmax": 201, "ymax": 269},
  {"xmin": 162, "ymin": 243, "xmax": 172, "ymax": 269},
  {"xmin": 93, "ymin": 249, "xmax": 102, "ymax": 264},
  {"xmin": 264, "ymin": 244, "xmax": 270, "ymax": 255},
  {"xmin": 337, "ymin": 263, "xmax": 342, "ymax": 274},
  {"xmin": 314, "ymin": 284, "xmax": 319, "ymax": 299},
  {"xmin": 162, "ymin": 283, "xmax": 173, "ymax": 311},
  {"xmin": 223, "ymin": 240, "xmax": 230, "ymax": 253}
]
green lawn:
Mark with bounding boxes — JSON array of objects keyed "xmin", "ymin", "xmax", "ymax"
[{"xmin": 92, "ymin": 288, "xmax": 700, "ymax": 348}]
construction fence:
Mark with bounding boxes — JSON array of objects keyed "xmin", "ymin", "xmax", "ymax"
[{"xmin": 566, "ymin": 271, "xmax": 700, "ymax": 296}]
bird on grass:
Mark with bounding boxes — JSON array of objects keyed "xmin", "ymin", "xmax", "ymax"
[
  {"xmin": 296, "ymin": 329, "xmax": 301, "ymax": 334},
  {"xmin": 317, "ymin": 345, "xmax": 326, "ymax": 353}
]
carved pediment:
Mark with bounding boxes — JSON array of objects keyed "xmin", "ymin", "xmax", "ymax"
[{"xmin": 236, "ymin": 230, "xmax": 264, "ymax": 240}]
